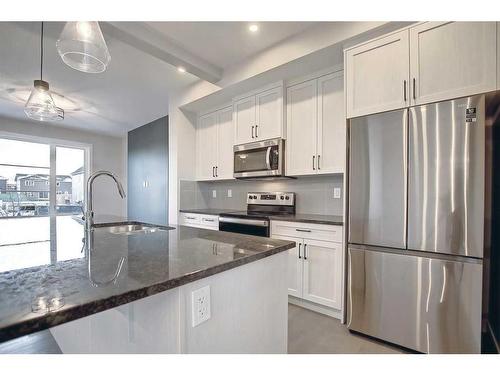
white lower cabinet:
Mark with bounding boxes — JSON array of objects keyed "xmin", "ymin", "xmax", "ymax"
[
  {"xmin": 179, "ymin": 213, "xmax": 219, "ymax": 231},
  {"xmin": 302, "ymin": 238, "xmax": 342, "ymax": 309},
  {"xmin": 271, "ymin": 221, "xmax": 343, "ymax": 312}
]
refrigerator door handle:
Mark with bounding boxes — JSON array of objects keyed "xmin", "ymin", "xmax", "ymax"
[{"xmin": 403, "ymin": 108, "xmax": 408, "ymax": 246}]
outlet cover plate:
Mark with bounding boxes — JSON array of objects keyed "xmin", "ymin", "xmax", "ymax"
[
  {"xmin": 212, "ymin": 190, "xmax": 217, "ymax": 198},
  {"xmin": 227, "ymin": 189, "xmax": 232, "ymax": 198},
  {"xmin": 334, "ymin": 188, "xmax": 341, "ymax": 199},
  {"xmin": 192, "ymin": 285, "xmax": 211, "ymax": 327}
]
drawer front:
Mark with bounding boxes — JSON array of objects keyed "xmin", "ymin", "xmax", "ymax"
[
  {"xmin": 199, "ymin": 214, "xmax": 219, "ymax": 229},
  {"xmin": 179, "ymin": 213, "xmax": 220, "ymax": 230},
  {"xmin": 271, "ymin": 221, "xmax": 342, "ymax": 243},
  {"xmin": 179, "ymin": 213, "xmax": 201, "ymax": 226}
]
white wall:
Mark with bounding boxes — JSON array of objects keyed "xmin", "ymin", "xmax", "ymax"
[{"xmin": 0, "ymin": 116, "xmax": 127, "ymax": 218}]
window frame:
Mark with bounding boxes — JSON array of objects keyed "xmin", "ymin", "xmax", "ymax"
[{"xmin": 0, "ymin": 131, "xmax": 92, "ymax": 218}]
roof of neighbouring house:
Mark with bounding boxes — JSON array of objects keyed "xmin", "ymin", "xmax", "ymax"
[{"xmin": 71, "ymin": 167, "xmax": 84, "ymax": 176}]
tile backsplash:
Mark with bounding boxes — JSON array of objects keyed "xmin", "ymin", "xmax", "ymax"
[{"xmin": 180, "ymin": 175, "xmax": 344, "ymax": 215}]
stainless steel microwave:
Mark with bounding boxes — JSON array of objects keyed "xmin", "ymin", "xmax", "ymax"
[{"xmin": 233, "ymin": 138, "xmax": 285, "ymax": 179}]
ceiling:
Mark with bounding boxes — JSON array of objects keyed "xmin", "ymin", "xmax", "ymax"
[
  {"xmin": 0, "ymin": 21, "xmax": 318, "ymax": 136},
  {"xmin": 146, "ymin": 22, "xmax": 316, "ymax": 69},
  {"xmin": 0, "ymin": 22, "xmax": 198, "ymax": 136}
]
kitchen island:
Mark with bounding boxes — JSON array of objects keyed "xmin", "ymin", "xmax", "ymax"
[{"xmin": 0, "ymin": 216, "xmax": 294, "ymax": 353}]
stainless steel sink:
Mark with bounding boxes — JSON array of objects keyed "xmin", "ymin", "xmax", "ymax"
[{"xmin": 95, "ymin": 222, "xmax": 174, "ymax": 235}]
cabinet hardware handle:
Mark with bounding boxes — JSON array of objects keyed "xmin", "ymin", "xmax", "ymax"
[
  {"xmin": 212, "ymin": 166, "xmax": 215, "ymax": 177},
  {"xmin": 403, "ymin": 80, "xmax": 407, "ymax": 101},
  {"xmin": 204, "ymin": 218, "xmax": 215, "ymax": 222},
  {"xmin": 304, "ymin": 244, "xmax": 308, "ymax": 260},
  {"xmin": 187, "ymin": 216, "xmax": 196, "ymax": 220},
  {"xmin": 413, "ymin": 78, "xmax": 416, "ymax": 100},
  {"xmin": 296, "ymin": 228, "xmax": 312, "ymax": 233},
  {"xmin": 298, "ymin": 243, "xmax": 302, "ymax": 259},
  {"xmin": 255, "ymin": 125, "xmax": 258, "ymax": 138},
  {"xmin": 317, "ymin": 155, "xmax": 321, "ymax": 170},
  {"xmin": 251, "ymin": 126, "xmax": 255, "ymax": 138},
  {"xmin": 215, "ymin": 166, "xmax": 218, "ymax": 177},
  {"xmin": 312, "ymin": 155, "xmax": 316, "ymax": 170}
]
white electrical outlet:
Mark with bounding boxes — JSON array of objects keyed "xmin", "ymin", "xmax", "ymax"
[
  {"xmin": 227, "ymin": 189, "xmax": 232, "ymax": 198},
  {"xmin": 192, "ymin": 285, "xmax": 211, "ymax": 327},
  {"xmin": 212, "ymin": 190, "xmax": 217, "ymax": 198},
  {"xmin": 334, "ymin": 187, "xmax": 341, "ymax": 199}
]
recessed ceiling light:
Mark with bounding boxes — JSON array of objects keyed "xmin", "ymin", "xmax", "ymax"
[
  {"xmin": 248, "ymin": 24, "xmax": 259, "ymax": 33},
  {"xmin": 177, "ymin": 66, "xmax": 186, "ymax": 73}
]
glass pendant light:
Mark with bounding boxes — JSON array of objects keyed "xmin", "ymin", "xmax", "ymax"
[
  {"xmin": 24, "ymin": 22, "xmax": 64, "ymax": 122},
  {"xmin": 56, "ymin": 22, "xmax": 111, "ymax": 73}
]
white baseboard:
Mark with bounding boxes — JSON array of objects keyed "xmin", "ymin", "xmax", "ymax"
[{"xmin": 288, "ymin": 296, "xmax": 342, "ymax": 320}]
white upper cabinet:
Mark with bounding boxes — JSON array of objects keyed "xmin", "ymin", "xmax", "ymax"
[
  {"xmin": 286, "ymin": 71, "xmax": 345, "ymax": 176},
  {"xmin": 216, "ymin": 106, "xmax": 234, "ymax": 180},
  {"xmin": 286, "ymin": 80, "xmax": 318, "ymax": 176},
  {"xmin": 233, "ymin": 83, "xmax": 284, "ymax": 145},
  {"xmin": 196, "ymin": 106, "xmax": 234, "ymax": 181},
  {"xmin": 345, "ymin": 22, "xmax": 498, "ymax": 118},
  {"xmin": 233, "ymin": 95, "xmax": 256, "ymax": 145},
  {"xmin": 410, "ymin": 22, "xmax": 497, "ymax": 105},
  {"xmin": 196, "ymin": 112, "xmax": 218, "ymax": 180},
  {"xmin": 345, "ymin": 30, "xmax": 410, "ymax": 118},
  {"xmin": 255, "ymin": 86, "xmax": 283, "ymax": 141},
  {"xmin": 317, "ymin": 71, "xmax": 345, "ymax": 174}
]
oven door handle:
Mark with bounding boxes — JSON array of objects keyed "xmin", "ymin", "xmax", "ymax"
[
  {"xmin": 219, "ymin": 217, "xmax": 269, "ymax": 227},
  {"xmin": 265, "ymin": 146, "xmax": 272, "ymax": 170}
]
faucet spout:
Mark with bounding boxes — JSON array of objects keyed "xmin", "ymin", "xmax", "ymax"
[{"xmin": 85, "ymin": 170, "xmax": 126, "ymax": 231}]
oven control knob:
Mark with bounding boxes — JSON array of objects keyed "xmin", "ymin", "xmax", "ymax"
[
  {"xmin": 280, "ymin": 196, "xmax": 284, "ymax": 200},
  {"xmin": 253, "ymin": 195, "xmax": 258, "ymax": 199},
  {"xmin": 285, "ymin": 196, "xmax": 290, "ymax": 200}
]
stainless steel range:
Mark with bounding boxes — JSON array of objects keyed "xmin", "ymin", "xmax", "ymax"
[{"xmin": 219, "ymin": 192, "xmax": 295, "ymax": 237}]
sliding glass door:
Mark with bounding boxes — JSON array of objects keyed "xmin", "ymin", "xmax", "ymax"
[{"xmin": 0, "ymin": 136, "xmax": 89, "ymax": 218}]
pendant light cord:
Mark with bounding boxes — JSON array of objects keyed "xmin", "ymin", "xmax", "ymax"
[{"xmin": 40, "ymin": 21, "xmax": 43, "ymax": 80}]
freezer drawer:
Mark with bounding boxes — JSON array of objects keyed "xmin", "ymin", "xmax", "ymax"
[
  {"xmin": 347, "ymin": 246, "xmax": 482, "ymax": 353},
  {"xmin": 408, "ymin": 95, "xmax": 485, "ymax": 258},
  {"xmin": 348, "ymin": 109, "xmax": 407, "ymax": 249}
]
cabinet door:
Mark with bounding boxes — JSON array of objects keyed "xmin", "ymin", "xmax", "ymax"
[
  {"xmin": 410, "ymin": 22, "xmax": 496, "ymax": 105},
  {"xmin": 255, "ymin": 86, "xmax": 283, "ymax": 141},
  {"xmin": 233, "ymin": 95, "xmax": 256, "ymax": 145},
  {"xmin": 498, "ymin": 22, "xmax": 500, "ymax": 90},
  {"xmin": 196, "ymin": 112, "xmax": 218, "ymax": 180},
  {"xmin": 286, "ymin": 80, "xmax": 318, "ymax": 176},
  {"xmin": 273, "ymin": 235, "xmax": 302, "ymax": 298},
  {"xmin": 317, "ymin": 71, "xmax": 345, "ymax": 174},
  {"xmin": 302, "ymin": 239, "xmax": 342, "ymax": 309},
  {"xmin": 215, "ymin": 106, "xmax": 234, "ymax": 180},
  {"xmin": 346, "ymin": 30, "xmax": 410, "ymax": 118}
]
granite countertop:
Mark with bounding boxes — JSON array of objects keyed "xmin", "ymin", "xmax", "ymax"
[
  {"xmin": 0, "ymin": 216, "xmax": 294, "ymax": 343},
  {"xmin": 179, "ymin": 208, "xmax": 238, "ymax": 215},
  {"xmin": 269, "ymin": 214, "xmax": 344, "ymax": 226}
]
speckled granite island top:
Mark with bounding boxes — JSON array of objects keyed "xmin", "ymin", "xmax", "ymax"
[{"xmin": 0, "ymin": 216, "xmax": 295, "ymax": 343}]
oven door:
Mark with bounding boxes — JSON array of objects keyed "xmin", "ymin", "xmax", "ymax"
[
  {"xmin": 233, "ymin": 138, "xmax": 283, "ymax": 178},
  {"xmin": 219, "ymin": 217, "xmax": 270, "ymax": 237}
]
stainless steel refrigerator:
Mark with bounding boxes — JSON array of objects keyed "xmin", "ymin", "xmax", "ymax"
[{"xmin": 347, "ymin": 95, "xmax": 485, "ymax": 354}]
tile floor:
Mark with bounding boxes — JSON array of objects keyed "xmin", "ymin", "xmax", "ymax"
[
  {"xmin": 0, "ymin": 304, "xmax": 408, "ymax": 354},
  {"xmin": 288, "ymin": 304, "xmax": 408, "ymax": 354}
]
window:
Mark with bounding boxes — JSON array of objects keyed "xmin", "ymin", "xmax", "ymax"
[{"xmin": 0, "ymin": 137, "xmax": 89, "ymax": 218}]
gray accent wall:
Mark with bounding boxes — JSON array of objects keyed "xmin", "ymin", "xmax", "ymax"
[
  {"xmin": 128, "ymin": 116, "xmax": 168, "ymax": 225},
  {"xmin": 180, "ymin": 175, "xmax": 343, "ymax": 215}
]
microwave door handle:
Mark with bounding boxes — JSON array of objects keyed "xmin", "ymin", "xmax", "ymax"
[{"xmin": 265, "ymin": 147, "xmax": 272, "ymax": 170}]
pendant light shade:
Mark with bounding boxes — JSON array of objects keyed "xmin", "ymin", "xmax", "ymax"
[
  {"xmin": 24, "ymin": 80, "xmax": 64, "ymax": 121},
  {"xmin": 24, "ymin": 22, "xmax": 64, "ymax": 122},
  {"xmin": 56, "ymin": 22, "xmax": 111, "ymax": 73}
]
